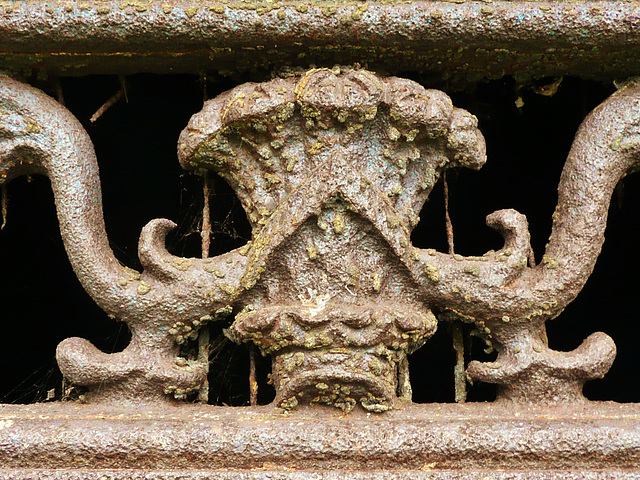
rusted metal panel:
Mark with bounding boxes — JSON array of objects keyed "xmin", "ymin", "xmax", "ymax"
[
  {"xmin": 0, "ymin": 1, "xmax": 639, "ymax": 85},
  {"xmin": 3, "ymin": 472, "xmax": 637, "ymax": 480},
  {"xmin": 1, "ymin": 1, "xmax": 640, "ymax": 477},
  {"xmin": 1, "ymin": 66, "xmax": 640, "ymax": 476}
]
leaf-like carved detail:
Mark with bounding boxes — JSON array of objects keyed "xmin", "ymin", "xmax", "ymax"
[
  {"xmin": 180, "ymin": 70, "xmax": 640, "ymax": 408},
  {"xmin": 178, "ymin": 68, "xmax": 486, "ymax": 235}
]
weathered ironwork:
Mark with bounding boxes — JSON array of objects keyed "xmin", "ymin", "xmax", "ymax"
[
  {"xmin": 178, "ymin": 69, "xmax": 638, "ymax": 408},
  {"xmin": 1, "ymin": 69, "xmax": 635, "ymax": 411},
  {"xmin": 179, "ymin": 69, "xmax": 486, "ymax": 411},
  {"xmin": 0, "ymin": 402, "xmax": 639, "ymax": 478},
  {"xmin": 2, "ymin": 1, "xmax": 640, "ymax": 87},
  {"xmin": 0, "ymin": 75, "xmax": 242, "ymax": 404},
  {"xmin": 2, "ymin": 3, "xmax": 640, "ymax": 476}
]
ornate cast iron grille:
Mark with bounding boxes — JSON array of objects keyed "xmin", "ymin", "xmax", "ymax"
[{"xmin": 1, "ymin": 2, "xmax": 640, "ymax": 478}]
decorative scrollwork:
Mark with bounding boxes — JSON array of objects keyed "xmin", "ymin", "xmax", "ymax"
[
  {"xmin": 0, "ymin": 75, "xmax": 247, "ymax": 404},
  {"xmin": 179, "ymin": 68, "xmax": 486, "ymax": 411},
  {"xmin": 2, "ymin": 70, "xmax": 639, "ymax": 409}
]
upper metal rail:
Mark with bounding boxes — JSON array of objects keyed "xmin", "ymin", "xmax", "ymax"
[{"xmin": 0, "ymin": 1, "xmax": 639, "ymax": 85}]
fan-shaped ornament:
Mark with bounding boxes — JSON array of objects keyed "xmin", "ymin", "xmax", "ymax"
[{"xmin": 179, "ymin": 68, "xmax": 487, "ymax": 411}]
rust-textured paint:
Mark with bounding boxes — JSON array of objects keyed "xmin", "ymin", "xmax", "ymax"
[
  {"xmin": 1, "ymin": 1, "xmax": 640, "ymax": 85},
  {"xmin": 0, "ymin": 74, "xmax": 248, "ymax": 404},
  {"xmin": 0, "ymin": 403, "xmax": 639, "ymax": 477},
  {"xmin": 179, "ymin": 69, "xmax": 637, "ymax": 406},
  {"xmin": 178, "ymin": 68, "xmax": 484, "ymax": 411},
  {"xmin": 1, "ymin": 69, "xmax": 638, "ymax": 408},
  {"xmin": 2, "ymin": 68, "xmax": 640, "ymax": 475}
]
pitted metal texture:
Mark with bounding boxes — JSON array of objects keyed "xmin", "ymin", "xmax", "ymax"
[{"xmin": 2, "ymin": 70, "xmax": 640, "ymax": 408}]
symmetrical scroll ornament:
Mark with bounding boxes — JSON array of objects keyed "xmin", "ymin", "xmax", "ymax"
[{"xmin": 2, "ymin": 69, "xmax": 639, "ymax": 409}]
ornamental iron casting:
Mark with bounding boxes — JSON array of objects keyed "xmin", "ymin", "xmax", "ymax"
[{"xmin": 1, "ymin": 69, "xmax": 639, "ymax": 410}]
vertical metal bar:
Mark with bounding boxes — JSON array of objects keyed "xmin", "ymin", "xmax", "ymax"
[
  {"xmin": 249, "ymin": 346, "xmax": 258, "ymax": 406},
  {"xmin": 118, "ymin": 75, "xmax": 129, "ymax": 103},
  {"xmin": 397, "ymin": 352, "xmax": 413, "ymax": 401},
  {"xmin": 1, "ymin": 185, "xmax": 7, "ymax": 230},
  {"xmin": 443, "ymin": 170, "xmax": 455, "ymax": 256},
  {"xmin": 201, "ymin": 173, "xmax": 212, "ymax": 258},
  {"xmin": 452, "ymin": 323, "xmax": 467, "ymax": 403},
  {"xmin": 197, "ymin": 174, "xmax": 212, "ymax": 404},
  {"xmin": 197, "ymin": 328, "xmax": 210, "ymax": 404}
]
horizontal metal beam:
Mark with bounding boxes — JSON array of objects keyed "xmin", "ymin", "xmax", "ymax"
[
  {"xmin": 0, "ymin": 1, "xmax": 639, "ymax": 85},
  {"xmin": 0, "ymin": 402, "xmax": 638, "ymax": 476},
  {"xmin": 0, "ymin": 470, "xmax": 636, "ymax": 479}
]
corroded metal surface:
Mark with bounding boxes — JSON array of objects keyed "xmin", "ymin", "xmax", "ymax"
[
  {"xmin": 2, "ymin": 70, "xmax": 640, "ymax": 409},
  {"xmin": 1, "ymin": 1, "xmax": 640, "ymax": 85},
  {"xmin": 1, "ymin": 28, "xmax": 640, "ymax": 478},
  {"xmin": 1, "ymin": 0, "xmax": 640, "ymax": 476},
  {"xmin": 179, "ymin": 69, "xmax": 640, "ymax": 406},
  {"xmin": 0, "ymin": 75, "xmax": 246, "ymax": 404},
  {"xmin": 0, "ymin": 402, "xmax": 638, "ymax": 475},
  {"xmin": 4, "ymin": 473, "xmax": 637, "ymax": 480},
  {"xmin": 179, "ymin": 69, "xmax": 484, "ymax": 411}
]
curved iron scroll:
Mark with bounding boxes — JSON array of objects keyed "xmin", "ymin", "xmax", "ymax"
[
  {"xmin": 1, "ymin": 70, "xmax": 638, "ymax": 408},
  {"xmin": 0, "ymin": 75, "xmax": 247, "ymax": 404}
]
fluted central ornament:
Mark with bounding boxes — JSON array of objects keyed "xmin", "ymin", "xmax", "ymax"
[{"xmin": 179, "ymin": 68, "xmax": 486, "ymax": 411}]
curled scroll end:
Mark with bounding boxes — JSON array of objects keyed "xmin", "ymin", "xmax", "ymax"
[
  {"xmin": 56, "ymin": 336, "xmax": 209, "ymax": 404},
  {"xmin": 486, "ymin": 208, "xmax": 533, "ymax": 260},
  {"xmin": 56, "ymin": 337, "xmax": 132, "ymax": 388},
  {"xmin": 568, "ymin": 331, "xmax": 617, "ymax": 380},
  {"xmin": 467, "ymin": 331, "xmax": 616, "ymax": 405},
  {"xmin": 446, "ymin": 108, "xmax": 487, "ymax": 171},
  {"xmin": 138, "ymin": 218, "xmax": 179, "ymax": 280}
]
